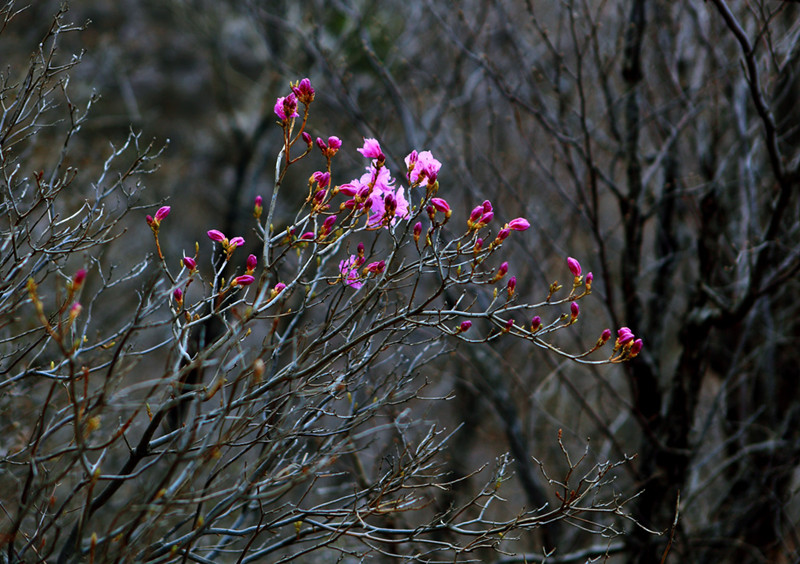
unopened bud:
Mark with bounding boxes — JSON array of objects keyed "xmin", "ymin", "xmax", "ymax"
[
  {"xmin": 459, "ymin": 320, "xmax": 472, "ymax": 333},
  {"xmin": 570, "ymin": 301, "xmax": 579, "ymax": 321},
  {"xmin": 531, "ymin": 316, "xmax": 541, "ymax": 332}
]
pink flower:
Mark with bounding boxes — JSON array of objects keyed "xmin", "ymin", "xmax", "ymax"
[
  {"xmin": 507, "ymin": 218, "xmax": 530, "ymax": 231},
  {"xmin": 207, "ymin": 229, "xmax": 226, "ymax": 242},
  {"xmin": 567, "ymin": 257, "xmax": 582, "ymax": 278},
  {"xmin": 476, "ymin": 211, "xmax": 494, "ymax": 228},
  {"xmin": 406, "ymin": 150, "xmax": 442, "ymax": 185},
  {"xmin": 320, "ymin": 215, "xmax": 337, "ymax": 237},
  {"xmin": 327, "ymin": 136, "xmax": 342, "ymax": 151},
  {"xmin": 357, "ymin": 138, "xmax": 384, "ymax": 161},
  {"xmin": 274, "ymin": 93, "xmax": 299, "ymax": 121},
  {"xmin": 232, "ymin": 274, "xmax": 255, "ymax": 286},
  {"xmin": 182, "ymin": 256, "xmax": 197, "ymax": 271},
  {"xmin": 291, "ymin": 78, "xmax": 314, "ymax": 104},
  {"xmin": 229, "ymin": 237, "xmax": 245, "ymax": 249},
  {"xmin": 617, "ymin": 327, "xmax": 635, "ymax": 346},
  {"xmin": 482, "ymin": 200, "xmax": 493, "ymax": 213},
  {"xmin": 155, "ymin": 206, "xmax": 171, "ymax": 221},
  {"xmin": 339, "ymin": 255, "xmax": 363, "ymax": 289},
  {"xmin": 459, "ymin": 320, "xmax": 472, "ymax": 333}
]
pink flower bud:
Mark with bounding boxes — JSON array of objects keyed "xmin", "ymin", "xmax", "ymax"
[
  {"xmin": 477, "ymin": 211, "xmax": 494, "ymax": 227},
  {"xmin": 413, "ymin": 222, "xmax": 422, "ymax": 243},
  {"xmin": 364, "ymin": 260, "xmax": 386, "ymax": 274},
  {"xmin": 291, "ymin": 78, "xmax": 314, "ymax": 104},
  {"xmin": 504, "ymin": 318, "xmax": 514, "ymax": 332},
  {"xmin": 531, "ymin": 315, "xmax": 541, "ymax": 332},
  {"xmin": 601, "ymin": 328, "xmax": 612, "ymax": 342},
  {"xmin": 469, "ymin": 206, "xmax": 483, "ymax": 224},
  {"xmin": 586, "ymin": 272, "xmax": 593, "ymax": 288},
  {"xmin": 145, "ymin": 214, "xmax": 155, "ymax": 227},
  {"xmin": 313, "ymin": 171, "xmax": 331, "ymax": 188},
  {"xmin": 273, "ymin": 282, "xmax": 286, "ymax": 293},
  {"xmin": 321, "ymin": 215, "xmax": 337, "ymax": 233},
  {"xmin": 459, "ymin": 320, "xmax": 472, "ymax": 333},
  {"xmin": 507, "ymin": 217, "xmax": 530, "ymax": 231},
  {"xmin": 246, "ymin": 254, "xmax": 258, "ymax": 271},
  {"xmin": 182, "ymin": 256, "xmax": 197, "ymax": 271},
  {"xmin": 229, "ymin": 236, "xmax": 245, "ymax": 249},
  {"xmin": 495, "ymin": 228, "xmax": 510, "ymax": 243},
  {"xmin": 482, "ymin": 200, "xmax": 493, "ymax": 213},
  {"xmin": 155, "ymin": 206, "xmax": 171, "ymax": 221},
  {"xmin": 69, "ymin": 301, "xmax": 82, "ymax": 321},
  {"xmin": 507, "ymin": 276, "xmax": 516, "ymax": 298},
  {"xmin": 274, "ymin": 93, "xmax": 299, "ymax": 121},
  {"xmin": 302, "ymin": 131, "xmax": 312, "ymax": 146},
  {"xmin": 207, "ymin": 229, "xmax": 226, "ymax": 242},
  {"xmin": 232, "ymin": 274, "xmax": 255, "ymax": 287},
  {"xmin": 327, "ymin": 136, "xmax": 342, "ymax": 151},
  {"xmin": 173, "ymin": 288, "xmax": 183, "ymax": 302},
  {"xmin": 567, "ymin": 257, "xmax": 582, "ymax": 278},
  {"xmin": 73, "ymin": 269, "xmax": 87, "ymax": 288},
  {"xmin": 430, "ymin": 197, "xmax": 451, "ymax": 217},
  {"xmin": 316, "ymin": 137, "xmax": 327, "ymax": 152},
  {"xmin": 474, "ymin": 238, "xmax": 484, "ymax": 253},
  {"xmin": 254, "ymin": 195, "xmax": 263, "ymax": 219},
  {"xmin": 570, "ymin": 301, "xmax": 579, "ymax": 319},
  {"xmin": 498, "ymin": 262, "xmax": 508, "ymax": 277},
  {"xmin": 630, "ymin": 338, "xmax": 644, "ymax": 357},
  {"xmin": 618, "ymin": 331, "xmax": 634, "ymax": 346},
  {"xmin": 300, "ymin": 231, "xmax": 315, "ymax": 240}
]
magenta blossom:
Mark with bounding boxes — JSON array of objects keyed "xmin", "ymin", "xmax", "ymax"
[
  {"xmin": 155, "ymin": 206, "xmax": 171, "ymax": 221},
  {"xmin": 173, "ymin": 288, "xmax": 183, "ymax": 302},
  {"xmin": 405, "ymin": 150, "xmax": 442, "ymax": 185},
  {"xmin": 630, "ymin": 338, "xmax": 644, "ymax": 357},
  {"xmin": 570, "ymin": 302, "xmax": 580, "ymax": 320},
  {"xmin": 507, "ymin": 217, "xmax": 530, "ymax": 231},
  {"xmin": 430, "ymin": 197, "xmax": 451, "ymax": 218},
  {"xmin": 567, "ymin": 257, "xmax": 582, "ymax": 278},
  {"xmin": 274, "ymin": 93, "xmax": 299, "ymax": 121},
  {"xmin": 601, "ymin": 328, "xmax": 612, "ymax": 342},
  {"xmin": 364, "ymin": 260, "xmax": 386, "ymax": 275},
  {"xmin": 312, "ymin": 171, "xmax": 331, "ymax": 188},
  {"xmin": 229, "ymin": 236, "xmax": 245, "ymax": 249},
  {"xmin": 246, "ymin": 254, "xmax": 258, "ymax": 272},
  {"xmin": 232, "ymin": 275, "xmax": 255, "ymax": 287},
  {"xmin": 459, "ymin": 320, "xmax": 472, "ymax": 333},
  {"xmin": 207, "ymin": 229, "xmax": 226, "ymax": 242},
  {"xmin": 291, "ymin": 78, "xmax": 314, "ymax": 104},
  {"xmin": 339, "ymin": 255, "xmax": 364, "ymax": 289},
  {"xmin": 182, "ymin": 256, "xmax": 197, "ymax": 271},
  {"xmin": 357, "ymin": 138, "xmax": 384, "ymax": 161},
  {"xmin": 531, "ymin": 315, "xmax": 542, "ymax": 332}
]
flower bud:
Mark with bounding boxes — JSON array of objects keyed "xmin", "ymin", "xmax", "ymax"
[
  {"xmin": 364, "ymin": 260, "xmax": 386, "ymax": 275},
  {"xmin": 320, "ymin": 215, "xmax": 337, "ymax": 237},
  {"xmin": 507, "ymin": 217, "xmax": 530, "ymax": 231},
  {"xmin": 155, "ymin": 206, "xmax": 171, "ymax": 222},
  {"xmin": 207, "ymin": 229, "xmax": 226, "ymax": 243},
  {"xmin": 69, "ymin": 301, "xmax": 82, "ymax": 322},
  {"xmin": 229, "ymin": 236, "xmax": 245, "ymax": 249},
  {"xmin": 270, "ymin": 282, "xmax": 286, "ymax": 299},
  {"xmin": 495, "ymin": 228, "xmax": 510, "ymax": 244},
  {"xmin": 630, "ymin": 338, "xmax": 644, "ymax": 357},
  {"xmin": 601, "ymin": 328, "xmax": 612, "ymax": 342},
  {"xmin": 145, "ymin": 214, "xmax": 154, "ymax": 227},
  {"xmin": 232, "ymin": 274, "xmax": 255, "ymax": 287},
  {"xmin": 302, "ymin": 131, "xmax": 312, "ymax": 146},
  {"xmin": 173, "ymin": 288, "xmax": 183, "ymax": 303},
  {"xmin": 503, "ymin": 318, "xmax": 514, "ymax": 332},
  {"xmin": 567, "ymin": 257, "xmax": 582, "ymax": 278},
  {"xmin": 459, "ymin": 320, "xmax": 472, "ymax": 333},
  {"xmin": 585, "ymin": 271, "xmax": 593, "ymax": 291},
  {"xmin": 531, "ymin": 315, "xmax": 541, "ymax": 332},
  {"xmin": 507, "ymin": 276, "xmax": 516, "ymax": 298},
  {"xmin": 72, "ymin": 269, "xmax": 87, "ymax": 290},
  {"xmin": 430, "ymin": 197, "xmax": 451, "ymax": 218},
  {"xmin": 300, "ymin": 231, "xmax": 315, "ymax": 240},
  {"xmin": 327, "ymin": 136, "xmax": 342, "ymax": 152},
  {"xmin": 246, "ymin": 254, "xmax": 258, "ymax": 272},
  {"xmin": 473, "ymin": 238, "xmax": 484, "ymax": 253},
  {"xmin": 291, "ymin": 78, "xmax": 314, "ymax": 105},
  {"xmin": 570, "ymin": 301, "xmax": 579, "ymax": 320},
  {"xmin": 413, "ymin": 222, "xmax": 422, "ymax": 244},
  {"xmin": 182, "ymin": 256, "xmax": 197, "ymax": 271},
  {"xmin": 254, "ymin": 195, "xmax": 263, "ymax": 220},
  {"xmin": 482, "ymin": 200, "xmax": 493, "ymax": 213}
]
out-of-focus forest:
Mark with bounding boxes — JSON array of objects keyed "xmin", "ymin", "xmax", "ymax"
[{"xmin": 2, "ymin": 0, "xmax": 800, "ymax": 562}]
